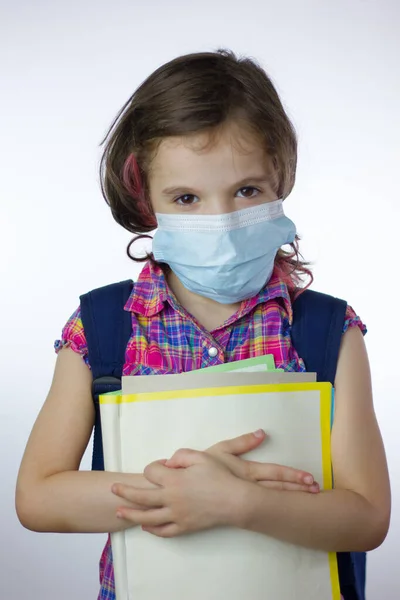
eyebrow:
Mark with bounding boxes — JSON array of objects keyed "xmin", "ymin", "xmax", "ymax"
[{"xmin": 162, "ymin": 176, "xmax": 271, "ymax": 196}]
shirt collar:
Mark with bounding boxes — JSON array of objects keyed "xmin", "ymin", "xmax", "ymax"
[
  {"xmin": 223, "ymin": 270, "xmax": 293, "ymax": 327},
  {"xmin": 125, "ymin": 261, "xmax": 293, "ymax": 323},
  {"xmin": 124, "ymin": 262, "xmax": 169, "ymax": 317}
]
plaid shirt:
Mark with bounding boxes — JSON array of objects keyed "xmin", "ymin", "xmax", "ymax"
[{"xmin": 55, "ymin": 261, "xmax": 365, "ymax": 599}]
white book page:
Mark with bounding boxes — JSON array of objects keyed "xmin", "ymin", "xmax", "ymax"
[
  {"xmin": 122, "ymin": 371, "xmax": 316, "ymax": 394},
  {"xmin": 100, "ymin": 404, "xmax": 128, "ymax": 600},
  {"xmin": 102, "ymin": 386, "xmax": 337, "ymax": 600}
]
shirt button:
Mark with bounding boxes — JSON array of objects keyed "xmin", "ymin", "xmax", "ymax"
[{"xmin": 208, "ymin": 346, "xmax": 218, "ymax": 358}]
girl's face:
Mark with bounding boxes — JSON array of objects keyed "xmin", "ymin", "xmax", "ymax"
[{"xmin": 148, "ymin": 121, "xmax": 278, "ymax": 216}]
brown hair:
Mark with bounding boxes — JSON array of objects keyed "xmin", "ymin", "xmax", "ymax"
[{"xmin": 100, "ymin": 49, "xmax": 312, "ymax": 295}]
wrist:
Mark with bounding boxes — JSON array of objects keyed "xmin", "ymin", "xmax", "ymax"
[{"xmin": 224, "ymin": 478, "xmax": 257, "ymax": 529}]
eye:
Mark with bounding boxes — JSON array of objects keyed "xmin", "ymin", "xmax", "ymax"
[
  {"xmin": 236, "ymin": 186, "xmax": 261, "ymax": 199},
  {"xmin": 174, "ymin": 194, "xmax": 199, "ymax": 206}
]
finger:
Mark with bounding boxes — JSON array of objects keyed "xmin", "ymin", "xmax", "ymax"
[
  {"xmin": 247, "ymin": 462, "xmax": 315, "ymax": 485},
  {"xmin": 259, "ymin": 480, "xmax": 320, "ymax": 493},
  {"xmin": 116, "ymin": 507, "xmax": 171, "ymax": 527},
  {"xmin": 111, "ymin": 484, "xmax": 164, "ymax": 507},
  {"xmin": 164, "ymin": 448, "xmax": 206, "ymax": 469},
  {"xmin": 144, "ymin": 460, "xmax": 175, "ymax": 485},
  {"xmin": 207, "ymin": 430, "xmax": 266, "ymax": 456},
  {"xmin": 142, "ymin": 523, "xmax": 181, "ymax": 538}
]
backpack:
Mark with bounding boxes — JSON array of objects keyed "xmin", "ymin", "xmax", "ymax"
[{"xmin": 80, "ymin": 280, "xmax": 366, "ymax": 600}]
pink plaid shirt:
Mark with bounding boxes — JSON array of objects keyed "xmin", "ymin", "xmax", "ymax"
[{"xmin": 56, "ymin": 261, "xmax": 365, "ymax": 599}]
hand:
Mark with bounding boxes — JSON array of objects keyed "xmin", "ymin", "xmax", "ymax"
[
  {"xmin": 201, "ymin": 430, "xmax": 319, "ymax": 493},
  {"xmin": 111, "ymin": 430, "xmax": 319, "ymax": 537},
  {"xmin": 112, "ymin": 450, "xmax": 243, "ymax": 537}
]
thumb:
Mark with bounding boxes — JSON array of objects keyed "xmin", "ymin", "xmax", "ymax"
[
  {"xmin": 208, "ymin": 430, "xmax": 266, "ymax": 456},
  {"xmin": 165, "ymin": 447, "xmax": 205, "ymax": 469}
]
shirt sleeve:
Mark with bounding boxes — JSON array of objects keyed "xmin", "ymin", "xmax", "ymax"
[
  {"xmin": 343, "ymin": 305, "xmax": 367, "ymax": 336},
  {"xmin": 54, "ymin": 306, "xmax": 91, "ymax": 368}
]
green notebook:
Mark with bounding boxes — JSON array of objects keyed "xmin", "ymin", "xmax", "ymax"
[
  {"xmin": 106, "ymin": 356, "xmax": 283, "ymax": 398},
  {"xmin": 192, "ymin": 354, "xmax": 283, "ymax": 374}
]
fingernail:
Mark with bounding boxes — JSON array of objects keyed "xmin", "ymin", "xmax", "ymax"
[
  {"xmin": 254, "ymin": 429, "xmax": 265, "ymax": 438},
  {"xmin": 116, "ymin": 511, "xmax": 122, "ymax": 519},
  {"xmin": 310, "ymin": 483, "xmax": 320, "ymax": 493},
  {"xmin": 304, "ymin": 475, "xmax": 314, "ymax": 485}
]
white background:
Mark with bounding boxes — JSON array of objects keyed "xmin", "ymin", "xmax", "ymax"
[{"xmin": 1, "ymin": 0, "xmax": 399, "ymax": 598}]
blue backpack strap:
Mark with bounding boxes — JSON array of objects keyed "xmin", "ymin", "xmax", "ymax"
[
  {"xmin": 291, "ymin": 289, "xmax": 347, "ymax": 383},
  {"xmin": 291, "ymin": 289, "xmax": 366, "ymax": 600},
  {"xmin": 80, "ymin": 280, "xmax": 133, "ymax": 471}
]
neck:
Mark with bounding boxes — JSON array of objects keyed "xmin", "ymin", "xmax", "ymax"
[{"xmin": 166, "ymin": 270, "xmax": 241, "ymax": 331}]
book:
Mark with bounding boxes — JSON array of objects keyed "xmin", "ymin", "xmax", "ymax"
[{"xmin": 100, "ymin": 368, "xmax": 339, "ymax": 600}]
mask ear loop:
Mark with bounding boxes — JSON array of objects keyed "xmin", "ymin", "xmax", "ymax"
[{"xmin": 127, "ymin": 234, "xmax": 154, "ymax": 263}]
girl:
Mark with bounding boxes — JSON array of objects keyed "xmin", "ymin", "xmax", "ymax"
[{"xmin": 16, "ymin": 49, "xmax": 390, "ymax": 600}]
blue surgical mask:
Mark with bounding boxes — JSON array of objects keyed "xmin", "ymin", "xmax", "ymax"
[{"xmin": 152, "ymin": 200, "xmax": 296, "ymax": 304}]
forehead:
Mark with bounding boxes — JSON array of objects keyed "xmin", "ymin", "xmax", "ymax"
[{"xmin": 149, "ymin": 122, "xmax": 269, "ymax": 183}]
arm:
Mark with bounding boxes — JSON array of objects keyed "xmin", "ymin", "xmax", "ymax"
[
  {"xmin": 235, "ymin": 326, "xmax": 391, "ymax": 551},
  {"xmin": 17, "ymin": 347, "xmax": 314, "ymax": 535},
  {"xmin": 16, "ymin": 348, "xmax": 151, "ymax": 534}
]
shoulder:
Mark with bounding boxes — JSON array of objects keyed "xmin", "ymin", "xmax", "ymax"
[
  {"xmin": 79, "ymin": 279, "xmax": 134, "ymax": 299},
  {"xmin": 344, "ymin": 304, "xmax": 367, "ymax": 336},
  {"xmin": 293, "ymin": 289, "xmax": 366, "ymax": 336},
  {"xmin": 54, "ymin": 306, "xmax": 89, "ymax": 366},
  {"xmin": 54, "ymin": 279, "xmax": 134, "ymax": 368}
]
